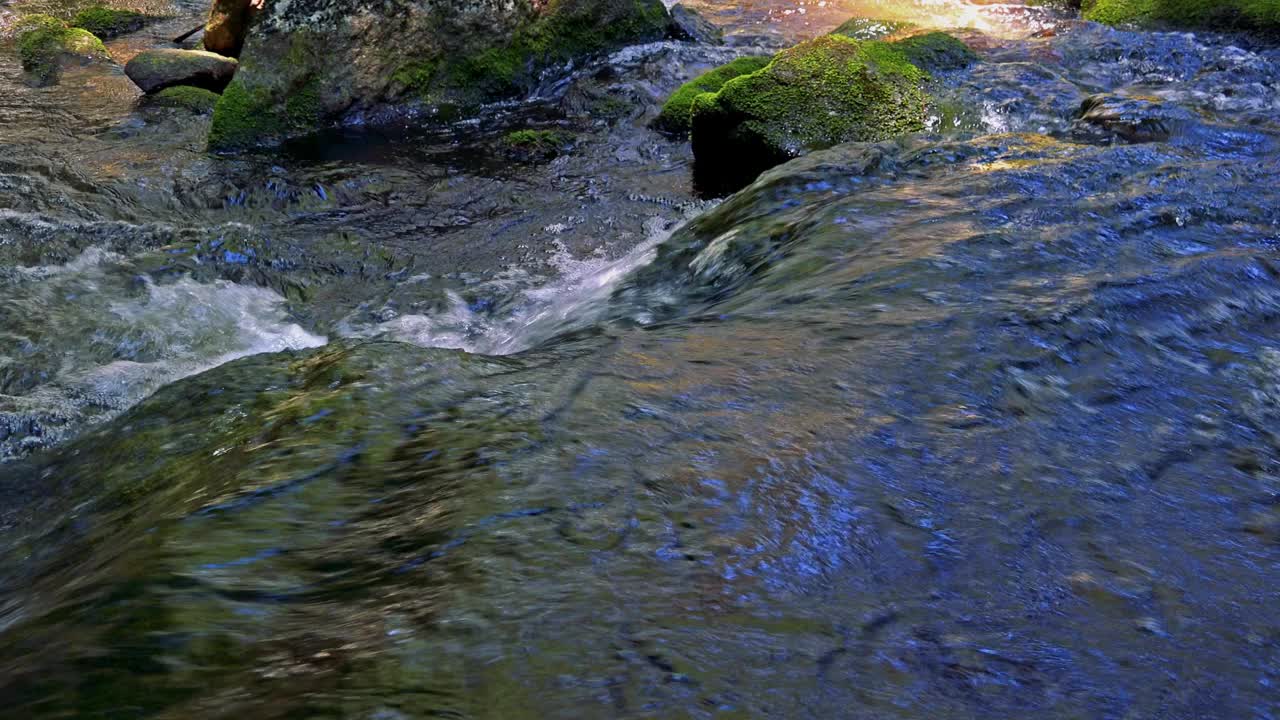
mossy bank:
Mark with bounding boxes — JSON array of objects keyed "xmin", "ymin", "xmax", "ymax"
[{"xmin": 1082, "ymin": 0, "xmax": 1280, "ymax": 32}]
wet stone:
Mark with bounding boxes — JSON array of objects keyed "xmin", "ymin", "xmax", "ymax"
[
  {"xmin": 125, "ymin": 49, "xmax": 239, "ymax": 94},
  {"xmin": 1074, "ymin": 93, "xmax": 1194, "ymax": 143},
  {"xmin": 668, "ymin": 3, "xmax": 724, "ymax": 45}
]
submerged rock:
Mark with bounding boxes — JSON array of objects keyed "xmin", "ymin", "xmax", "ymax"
[
  {"xmin": 70, "ymin": 6, "xmax": 151, "ymax": 39},
  {"xmin": 668, "ymin": 3, "xmax": 724, "ymax": 45},
  {"xmin": 829, "ymin": 16, "xmax": 918, "ymax": 40},
  {"xmin": 207, "ymin": 0, "xmax": 671, "ymax": 151},
  {"xmin": 15, "ymin": 15, "xmax": 110, "ymax": 87},
  {"xmin": 502, "ymin": 128, "xmax": 574, "ymax": 162},
  {"xmin": 689, "ymin": 35, "xmax": 929, "ymax": 192},
  {"xmin": 891, "ymin": 31, "xmax": 979, "ymax": 73},
  {"xmin": 125, "ymin": 49, "xmax": 238, "ymax": 94},
  {"xmin": 146, "ymin": 85, "xmax": 221, "ymax": 113},
  {"xmin": 1074, "ymin": 93, "xmax": 1193, "ymax": 143},
  {"xmin": 203, "ymin": 0, "xmax": 253, "ymax": 57}
]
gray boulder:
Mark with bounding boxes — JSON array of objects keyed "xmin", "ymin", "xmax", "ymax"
[
  {"xmin": 668, "ymin": 4, "xmax": 724, "ymax": 45},
  {"xmin": 125, "ymin": 49, "xmax": 238, "ymax": 94}
]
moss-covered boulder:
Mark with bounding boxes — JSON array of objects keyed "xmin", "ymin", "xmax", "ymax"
[
  {"xmin": 891, "ymin": 31, "xmax": 978, "ymax": 73},
  {"xmin": 1082, "ymin": 0, "xmax": 1280, "ymax": 32},
  {"xmin": 689, "ymin": 35, "xmax": 928, "ymax": 192},
  {"xmin": 207, "ymin": 0, "xmax": 671, "ymax": 151},
  {"xmin": 15, "ymin": 14, "xmax": 110, "ymax": 86},
  {"xmin": 653, "ymin": 55, "xmax": 771, "ymax": 134},
  {"xmin": 147, "ymin": 85, "xmax": 221, "ymax": 113},
  {"xmin": 124, "ymin": 49, "xmax": 238, "ymax": 94},
  {"xmin": 70, "ymin": 6, "xmax": 150, "ymax": 38}
]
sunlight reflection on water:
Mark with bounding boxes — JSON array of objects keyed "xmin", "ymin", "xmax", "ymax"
[{"xmin": 672, "ymin": 0, "xmax": 1063, "ymax": 42}]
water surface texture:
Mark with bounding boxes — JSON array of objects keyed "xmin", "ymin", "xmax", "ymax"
[{"xmin": 2, "ymin": 1, "xmax": 1280, "ymax": 718}]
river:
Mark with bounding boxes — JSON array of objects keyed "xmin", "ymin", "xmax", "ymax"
[{"xmin": 1, "ymin": 1, "xmax": 1279, "ymax": 717}]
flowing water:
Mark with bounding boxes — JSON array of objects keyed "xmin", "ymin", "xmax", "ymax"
[{"xmin": 2, "ymin": 1, "xmax": 1280, "ymax": 717}]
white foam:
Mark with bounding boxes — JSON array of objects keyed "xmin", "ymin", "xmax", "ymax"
[
  {"xmin": 1, "ymin": 252, "xmax": 327, "ymax": 458},
  {"xmin": 346, "ymin": 215, "xmax": 678, "ymax": 355}
]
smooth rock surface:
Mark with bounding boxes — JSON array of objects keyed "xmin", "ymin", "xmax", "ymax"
[
  {"xmin": 203, "ymin": 0, "xmax": 253, "ymax": 56},
  {"xmin": 125, "ymin": 49, "xmax": 238, "ymax": 94},
  {"xmin": 668, "ymin": 3, "xmax": 724, "ymax": 44}
]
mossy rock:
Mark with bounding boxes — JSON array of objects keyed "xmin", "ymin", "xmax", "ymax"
[
  {"xmin": 891, "ymin": 32, "xmax": 978, "ymax": 73},
  {"xmin": 71, "ymin": 6, "xmax": 150, "ymax": 38},
  {"xmin": 431, "ymin": 0, "xmax": 672, "ymax": 103},
  {"xmin": 208, "ymin": 77, "xmax": 322, "ymax": 151},
  {"xmin": 653, "ymin": 55, "xmax": 771, "ymax": 135},
  {"xmin": 829, "ymin": 16, "xmax": 918, "ymax": 40},
  {"xmin": 209, "ymin": 0, "xmax": 670, "ymax": 151},
  {"xmin": 1082, "ymin": 0, "xmax": 1280, "ymax": 31},
  {"xmin": 148, "ymin": 85, "xmax": 221, "ymax": 113},
  {"xmin": 16, "ymin": 14, "xmax": 110, "ymax": 87},
  {"xmin": 125, "ymin": 49, "xmax": 238, "ymax": 94},
  {"xmin": 689, "ymin": 34, "xmax": 928, "ymax": 193},
  {"xmin": 502, "ymin": 129, "xmax": 573, "ymax": 162}
]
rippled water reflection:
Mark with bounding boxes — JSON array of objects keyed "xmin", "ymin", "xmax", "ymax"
[{"xmin": 2, "ymin": 1, "xmax": 1280, "ymax": 718}]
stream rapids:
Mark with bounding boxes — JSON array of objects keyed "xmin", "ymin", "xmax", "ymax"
[{"xmin": 2, "ymin": 1, "xmax": 1280, "ymax": 718}]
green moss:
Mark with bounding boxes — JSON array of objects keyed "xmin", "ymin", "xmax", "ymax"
[
  {"xmin": 1082, "ymin": 0, "xmax": 1280, "ymax": 30},
  {"xmin": 502, "ymin": 128, "xmax": 572, "ymax": 161},
  {"xmin": 1081, "ymin": 0, "xmax": 1156, "ymax": 24},
  {"xmin": 654, "ymin": 55, "xmax": 771, "ymax": 134},
  {"xmin": 284, "ymin": 80, "xmax": 323, "ymax": 129},
  {"xmin": 16, "ymin": 15, "xmax": 108, "ymax": 84},
  {"xmin": 208, "ymin": 78, "xmax": 278, "ymax": 150},
  {"xmin": 890, "ymin": 32, "xmax": 977, "ymax": 73},
  {"xmin": 830, "ymin": 16, "xmax": 918, "ymax": 40},
  {"xmin": 150, "ymin": 85, "xmax": 219, "ymax": 113},
  {"xmin": 208, "ymin": 76, "xmax": 324, "ymax": 150},
  {"xmin": 434, "ymin": 0, "xmax": 670, "ymax": 104},
  {"xmin": 392, "ymin": 58, "xmax": 439, "ymax": 96},
  {"xmin": 14, "ymin": 13, "xmax": 66, "ymax": 34},
  {"xmin": 71, "ymin": 6, "xmax": 148, "ymax": 38},
  {"xmin": 700, "ymin": 35, "xmax": 926, "ymax": 152},
  {"xmin": 689, "ymin": 35, "xmax": 929, "ymax": 192}
]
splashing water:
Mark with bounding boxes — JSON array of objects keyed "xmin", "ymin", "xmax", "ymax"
[
  {"xmin": 1, "ymin": 248, "xmax": 326, "ymax": 459},
  {"xmin": 341, "ymin": 215, "xmax": 682, "ymax": 355}
]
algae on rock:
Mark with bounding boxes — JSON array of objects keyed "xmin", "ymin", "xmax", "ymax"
[
  {"xmin": 891, "ymin": 31, "xmax": 978, "ymax": 73},
  {"xmin": 1082, "ymin": 0, "xmax": 1280, "ymax": 31},
  {"xmin": 653, "ymin": 55, "xmax": 772, "ymax": 134},
  {"xmin": 70, "ymin": 6, "xmax": 150, "ymax": 38},
  {"xmin": 149, "ymin": 85, "xmax": 221, "ymax": 113},
  {"xmin": 15, "ymin": 14, "xmax": 110, "ymax": 87},
  {"xmin": 688, "ymin": 35, "xmax": 930, "ymax": 192},
  {"xmin": 207, "ymin": 0, "xmax": 671, "ymax": 151}
]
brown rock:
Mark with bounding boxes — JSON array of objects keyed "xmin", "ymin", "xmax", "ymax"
[{"xmin": 204, "ymin": 0, "xmax": 253, "ymax": 57}]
